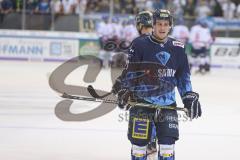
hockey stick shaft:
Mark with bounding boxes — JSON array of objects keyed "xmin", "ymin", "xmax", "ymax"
[
  {"xmin": 130, "ymin": 102, "xmax": 187, "ymax": 112},
  {"xmin": 61, "ymin": 93, "xmax": 187, "ymax": 112},
  {"xmin": 61, "ymin": 93, "xmax": 116, "ymax": 104}
]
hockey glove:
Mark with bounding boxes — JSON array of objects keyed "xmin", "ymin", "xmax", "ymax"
[
  {"xmin": 182, "ymin": 91, "xmax": 202, "ymax": 120},
  {"xmin": 112, "ymin": 77, "xmax": 122, "ymax": 95},
  {"xmin": 117, "ymin": 89, "xmax": 131, "ymax": 110}
]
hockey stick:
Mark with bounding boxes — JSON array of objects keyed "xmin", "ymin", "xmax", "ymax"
[
  {"xmin": 87, "ymin": 85, "xmax": 112, "ymax": 98},
  {"xmin": 61, "ymin": 93, "xmax": 188, "ymax": 113},
  {"xmin": 61, "ymin": 92, "xmax": 116, "ymax": 104}
]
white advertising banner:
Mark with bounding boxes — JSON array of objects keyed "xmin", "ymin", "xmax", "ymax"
[
  {"xmin": 0, "ymin": 30, "xmax": 99, "ymax": 62},
  {"xmin": 0, "ymin": 37, "xmax": 78, "ymax": 61},
  {"xmin": 211, "ymin": 37, "xmax": 240, "ymax": 69}
]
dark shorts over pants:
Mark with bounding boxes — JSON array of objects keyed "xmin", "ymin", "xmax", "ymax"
[{"xmin": 128, "ymin": 105, "xmax": 179, "ymax": 146}]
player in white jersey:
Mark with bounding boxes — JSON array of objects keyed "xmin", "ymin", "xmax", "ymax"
[
  {"xmin": 189, "ymin": 19, "xmax": 213, "ymax": 74},
  {"xmin": 96, "ymin": 16, "xmax": 109, "ymax": 48},
  {"xmin": 108, "ymin": 17, "xmax": 124, "ymax": 67},
  {"xmin": 108, "ymin": 19, "xmax": 139, "ymax": 68},
  {"xmin": 96, "ymin": 16, "xmax": 114, "ymax": 68},
  {"xmin": 122, "ymin": 19, "xmax": 139, "ymax": 43},
  {"xmin": 111, "ymin": 17, "xmax": 123, "ymax": 41},
  {"xmin": 171, "ymin": 18, "xmax": 189, "ymax": 44}
]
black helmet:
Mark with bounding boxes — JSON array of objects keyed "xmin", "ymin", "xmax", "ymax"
[
  {"xmin": 135, "ymin": 11, "xmax": 153, "ymax": 32},
  {"xmin": 153, "ymin": 9, "xmax": 173, "ymax": 27}
]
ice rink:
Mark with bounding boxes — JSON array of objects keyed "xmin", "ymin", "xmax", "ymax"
[{"xmin": 0, "ymin": 60, "xmax": 240, "ymax": 160}]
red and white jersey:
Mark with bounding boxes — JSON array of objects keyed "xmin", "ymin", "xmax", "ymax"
[
  {"xmin": 110, "ymin": 23, "xmax": 123, "ymax": 39},
  {"xmin": 122, "ymin": 24, "xmax": 138, "ymax": 42},
  {"xmin": 96, "ymin": 21, "xmax": 106, "ymax": 36},
  {"xmin": 97, "ymin": 22, "xmax": 114, "ymax": 39},
  {"xmin": 189, "ymin": 24, "xmax": 213, "ymax": 49},
  {"xmin": 221, "ymin": 2, "xmax": 236, "ymax": 19},
  {"xmin": 62, "ymin": 0, "xmax": 76, "ymax": 14},
  {"xmin": 171, "ymin": 25, "xmax": 190, "ymax": 44}
]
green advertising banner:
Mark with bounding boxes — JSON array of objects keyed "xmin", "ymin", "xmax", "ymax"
[{"xmin": 79, "ymin": 39, "xmax": 100, "ymax": 57}]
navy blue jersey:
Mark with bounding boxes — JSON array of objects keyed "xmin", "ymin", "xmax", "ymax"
[{"xmin": 123, "ymin": 35, "xmax": 192, "ymax": 106}]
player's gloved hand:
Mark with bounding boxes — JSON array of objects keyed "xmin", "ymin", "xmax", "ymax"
[
  {"xmin": 182, "ymin": 91, "xmax": 202, "ymax": 119},
  {"xmin": 117, "ymin": 89, "xmax": 131, "ymax": 110},
  {"xmin": 112, "ymin": 77, "xmax": 121, "ymax": 95}
]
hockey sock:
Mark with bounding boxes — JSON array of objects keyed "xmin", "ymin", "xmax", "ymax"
[
  {"xmin": 158, "ymin": 144, "xmax": 175, "ymax": 160},
  {"xmin": 131, "ymin": 145, "xmax": 147, "ymax": 160}
]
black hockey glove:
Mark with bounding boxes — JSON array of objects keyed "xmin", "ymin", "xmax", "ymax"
[
  {"xmin": 112, "ymin": 77, "xmax": 122, "ymax": 95},
  {"xmin": 182, "ymin": 91, "xmax": 202, "ymax": 120},
  {"xmin": 117, "ymin": 89, "xmax": 131, "ymax": 110}
]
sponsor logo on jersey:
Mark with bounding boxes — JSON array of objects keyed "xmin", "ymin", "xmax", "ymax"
[
  {"xmin": 128, "ymin": 48, "xmax": 135, "ymax": 59},
  {"xmin": 158, "ymin": 68, "xmax": 176, "ymax": 77},
  {"xmin": 173, "ymin": 41, "xmax": 184, "ymax": 48},
  {"xmin": 127, "ymin": 48, "xmax": 134, "ymax": 59},
  {"xmin": 132, "ymin": 118, "xmax": 149, "ymax": 139},
  {"xmin": 129, "ymin": 48, "xmax": 134, "ymax": 54},
  {"xmin": 169, "ymin": 123, "xmax": 178, "ymax": 129},
  {"xmin": 165, "ymin": 115, "xmax": 178, "ymax": 122}
]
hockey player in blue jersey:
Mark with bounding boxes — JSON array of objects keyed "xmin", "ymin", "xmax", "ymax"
[
  {"xmin": 112, "ymin": 9, "xmax": 202, "ymax": 160},
  {"xmin": 135, "ymin": 10, "xmax": 157, "ymax": 155}
]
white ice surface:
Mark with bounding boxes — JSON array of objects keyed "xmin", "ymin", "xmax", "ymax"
[{"xmin": 0, "ymin": 61, "xmax": 240, "ymax": 160}]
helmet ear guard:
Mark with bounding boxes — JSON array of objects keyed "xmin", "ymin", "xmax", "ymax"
[{"xmin": 136, "ymin": 23, "xmax": 143, "ymax": 33}]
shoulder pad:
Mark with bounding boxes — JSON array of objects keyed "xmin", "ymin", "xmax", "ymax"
[{"xmin": 172, "ymin": 40, "xmax": 184, "ymax": 48}]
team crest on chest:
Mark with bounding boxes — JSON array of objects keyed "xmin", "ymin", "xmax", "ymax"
[{"xmin": 156, "ymin": 51, "xmax": 170, "ymax": 65}]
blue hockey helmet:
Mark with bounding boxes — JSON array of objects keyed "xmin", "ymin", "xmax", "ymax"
[
  {"xmin": 153, "ymin": 9, "xmax": 173, "ymax": 27},
  {"xmin": 196, "ymin": 18, "xmax": 208, "ymax": 28},
  {"xmin": 135, "ymin": 11, "xmax": 153, "ymax": 32}
]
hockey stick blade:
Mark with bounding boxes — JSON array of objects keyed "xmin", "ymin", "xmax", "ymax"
[{"xmin": 87, "ymin": 85, "xmax": 112, "ymax": 98}]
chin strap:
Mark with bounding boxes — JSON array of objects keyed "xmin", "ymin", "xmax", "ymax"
[{"xmin": 151, "ymin": 34, "xmax": 168, "ymax": 44}]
